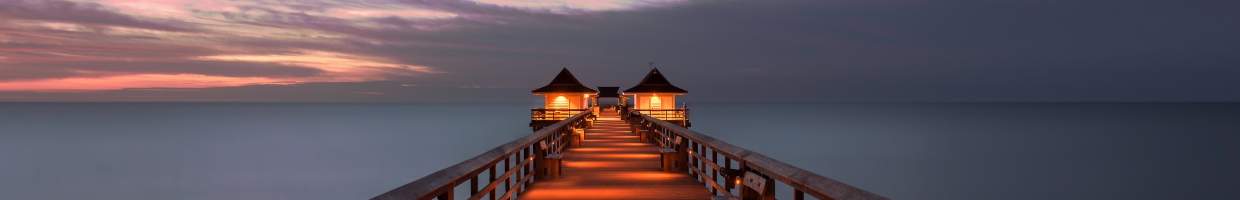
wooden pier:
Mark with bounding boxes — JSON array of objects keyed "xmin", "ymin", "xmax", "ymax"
[
  {"xmin": 519, "ymin": 109, "xmax": 711, "ymax": 199},
  {"xmin": 372, "ymin": 68, "xmax": 886, "ymax": 200}
]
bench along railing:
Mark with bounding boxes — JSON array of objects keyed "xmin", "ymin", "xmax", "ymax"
[
  {"xmin": 628, "ymin": 111, "xmax": 887, "ymax": 200},
  {"xmin": 373, "ymin": 111, "xmax": 592, "ymax": 200},
  {"xmin": 530, "ymin": 108, "xmax": 588, "ymax": 120}
]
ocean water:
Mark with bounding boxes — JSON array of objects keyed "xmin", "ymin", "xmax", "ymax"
[{"xmin": 1, "ymin": 103, "xmax": 1238, "ymax": 199}]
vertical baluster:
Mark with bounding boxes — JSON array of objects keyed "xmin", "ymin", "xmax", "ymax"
[
  {"xmin": 685, "ymin": 140, "xmax": 693, "ymax": 177},
  {"xmin": 437, "ymin": 190, "xmax": 454, "ymax": 200},
  {"xmin": 724, "ymin": 157, "xmax": 733, "ymax": 193},
  {"xmin": 470, "ymin": 175, "xmax": 479, "ymax": 197},
  {"xmin": 695, "ymin": 143, "xmax": 702, "ymax": 179},
  {"xmin": 523, "ymin": 146, "xmax": 531, "ymax": 189},
  {"xmin": 795, "ymin": 189, "xmax": 805, "ymax": 200},
  {"xmin": 489, "ymin": 164, "xmax": 496, "ymax": 200},
  {"xmin": 503, "ymin": 157, "xmax": 510, "ymax": 197},
  {"xmin": 517, "ymin": 148, "xmax": 524, "ymax": 193}
]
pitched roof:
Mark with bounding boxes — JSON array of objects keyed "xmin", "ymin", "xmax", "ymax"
[
  {"xmin": 624, "ymin": 68, "xmax": 687, "ymax": 93},
  {"xmin": 532, "ymin": 68, "xmax": 598, "ymax": 93}
]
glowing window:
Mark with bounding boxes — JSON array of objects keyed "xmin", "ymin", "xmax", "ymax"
[
  {"xmin": 551, "ymin": 96, "xmax": 570, "ymax": 109},
  {"xmin": 649, "ymin": 95, "xmax": 662, "ymax": 109}
]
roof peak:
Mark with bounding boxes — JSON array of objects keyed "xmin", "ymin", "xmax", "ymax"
[
  {"xmin": 624, "ymin": 67, "xmax": 687, "ymax": 93},
  {"xmin": 532, "ymin": 68, "xmax": 598, "ymax": 93}
]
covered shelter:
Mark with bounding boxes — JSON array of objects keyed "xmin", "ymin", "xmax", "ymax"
[
  {"xmin": 623, "ymin": 68, "xmax": 689, "ymax": 125},
  {"xmin": 531, "ymin": 68, "xmax": 598, "ymax": 129}
]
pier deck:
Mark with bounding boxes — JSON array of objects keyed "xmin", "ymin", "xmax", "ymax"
[
  {"xmin": 374, "ymin": 69, "xmax": 885, "ymax": 199},
  {"xmin": 521, "ymin": 111, "xmax": 712, "ymax": 199},
  {"xmin": 373, "ymin": 108, "xmax": 886, "ymax": 200}
]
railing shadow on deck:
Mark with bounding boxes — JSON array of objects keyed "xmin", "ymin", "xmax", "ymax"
[
  {"xmin": 627, "ymin": 112, "xmax": 888, "ymax": 200},
  {"xmin": 372, "ymin": 111, "xmax": 592, "ymax": 200}
]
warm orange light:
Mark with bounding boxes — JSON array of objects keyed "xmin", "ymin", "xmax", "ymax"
[
  {"xmin": 563, "ymin": 161, "xmax": 627, "ymax": 168},
  {"xmin": 520, "ymin": 188, "xmax": 635, "ymax": 199},
  {"xmin": 649, "ymin": 94, "xmax": 662, "ymax": 109},
  {"xmin": 599, "ymin": 171, "xmax": 682, "ymax": 181},
  {"xmin": 571, "ymin": 147, "xmax": 643, "ymax": 152},
  {"xmin": 551, "ymin": 95, "xmax": 570, "ymax": 109},
  {"xmin": 607, "ymin": 142, "xmax": 648, "ymax": 147},
  {"xmin": 577, "ymin": 153, "xmax": 658, "ymax": 159}
]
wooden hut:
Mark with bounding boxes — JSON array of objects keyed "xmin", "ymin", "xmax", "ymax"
[
  {"xmin": 624, "ymin": 68, "xmax": 689, "ymax": 126},
  {"xmin": 531, "ymin": 68, "xmax": 597, "ymax": 129}
]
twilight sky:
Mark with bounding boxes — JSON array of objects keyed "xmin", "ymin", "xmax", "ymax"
[{"xmin": 1, "ymin": 0, "xmax": 1237, "ymax": 102}]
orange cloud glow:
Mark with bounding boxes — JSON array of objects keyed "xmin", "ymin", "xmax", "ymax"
[{"xmin": 194, "ymin": 50, "xmax": 435, "ymax": 80}]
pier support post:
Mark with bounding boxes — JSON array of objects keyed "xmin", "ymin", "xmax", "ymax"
[
  {"xmin": 636, "ymin": 127, "xmax": 649, "ymax": 143},
  {"xmin": 660, "ymin": 135, "xmax": 689, "ymax": 172},
  {"xmin": 539, "ymin": 137, "xmax": 564, "ymax": 180},
  {"xmin": 659, "ymin": 148, "xmax": 679, "ymax": 172},
  {"xmin": 675, "ymin": 136, "xmax": 689, "ymax": 172},
  {"xmin": 570, "ymin": 128, "xmax": 585, "ymax": 147},
  {"xmin": 543, "ymin": 154, "xmax": 562, "ymax": 179},
  {"xmin": 534, "ymin": 141, "xmax": 547, "ymax": 179}
]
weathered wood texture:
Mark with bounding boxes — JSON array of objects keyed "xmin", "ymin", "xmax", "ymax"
[{"xmin": 631, "ymin": 113, "xmax": 889, "ymax": 200}]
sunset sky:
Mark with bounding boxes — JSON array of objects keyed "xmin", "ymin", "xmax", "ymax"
[{"xmin": 1, "ymin": 0, "xmax": 1237, "ymax": 102}]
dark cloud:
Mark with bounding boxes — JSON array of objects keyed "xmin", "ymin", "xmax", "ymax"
[{"xmin": 338, "ymin": 0, "xmax": 1240, "ymax": 102}]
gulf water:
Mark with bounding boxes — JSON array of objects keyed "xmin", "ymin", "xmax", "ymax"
[{"xmin": 1, "ymin": 103, "xmax": 1237, "ymax": 199}]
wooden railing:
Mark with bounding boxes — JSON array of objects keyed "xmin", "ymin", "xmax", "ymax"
[
  {"xmin": 373, "ymin": 111, "xmax": 592, "ymax": 200},
  {"xmin": 627, "ymin": 111, "xmax": 887, "ymax": 200},
  {"xmin": 530, "ymin": 108, "xmax": 588, "ymax": 120},
  {"xmin": 633, "ymin": 108, "xmax": 688, "ymax": 121}
]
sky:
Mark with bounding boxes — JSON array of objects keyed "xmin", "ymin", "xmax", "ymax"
[{"xmin": 1, "ymin": 0, "xmax": 1237, "ymax": 102}]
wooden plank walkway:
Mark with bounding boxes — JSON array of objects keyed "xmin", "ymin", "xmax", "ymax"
[{"xmin": 521, "ymin": 110, "xmax": 712, "ymax": 199}]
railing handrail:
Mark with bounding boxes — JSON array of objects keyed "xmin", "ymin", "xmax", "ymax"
[
  {"xmin": 530, "ymin": 108, "xmax": 589, "ymax": 111},
  {"xmin": 632, "ymin": 112, "xmax": 887, "ymax": 200},
  {"xmin": 372, "ymin": 111, "xmax": 593, "ymax": 200},
  {"xmin": 631, "ymin": 108, "xmax": 686, "ymax": 110}
]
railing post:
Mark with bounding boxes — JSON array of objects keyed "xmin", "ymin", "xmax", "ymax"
[
  {"xmin": 489, "ymin": 164, "xmax": 497, "ymax": 200},
  {"xmin": 689, "ymin": 141, "xmax": 699, "ymax": 179},
  {"xmin": 724, "ymin": 157, "xmax": 734, "ymax": 194},
  {"xmin": 674, "ymin": 133, "xmax": 689, "ymax": 172},
  {"xmin": 436, "ymin": 189, "xmax": 453, "ymax": 200},
  {"xmin": 470, "ymin": 175, "xmax": 478, "ymax": 196},
  {"xmin": 534, "ymin": 140, "xmax": 546, "ymax": 180}
]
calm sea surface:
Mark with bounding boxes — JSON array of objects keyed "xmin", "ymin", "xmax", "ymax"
[{"xmin": 1, "ymin": 103, "xmax": 1237, "ymax": 200}]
